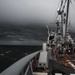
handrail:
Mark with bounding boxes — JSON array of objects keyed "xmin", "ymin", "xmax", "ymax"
[{"xmin": 0, "ymin": 50, "xmax": 41, "ymax": 75}]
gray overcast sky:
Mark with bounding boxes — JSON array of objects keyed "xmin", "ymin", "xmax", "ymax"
[{"xmin": 0, "ymin": 0, "xmax": 75, "ymax": 25}]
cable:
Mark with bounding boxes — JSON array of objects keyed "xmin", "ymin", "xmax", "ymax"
[
  {"xmin": 70, "ymin": 0, "xmax": 75, "ymax": 11},
  {"xmin": 68, "ymin": 0, "xmax": 75, "ymax": 31},
  {"xmin": 45, "ymin": 24, "xmax": 50, "ymax": 35},
  {"xmin": 68, "ymin": 22, "xmax": 75, "ymax": 32},
  {"xmin": 62, "ymin": 0, "xmax": 67, "ymax": 11},
  {"xmin": 59, "ymin": 0, "xmax": 63, "ymax": 11},
  {"xmin": 51, "ymin": 0, "xmax": 61, "ymax": 32},
  {"xmin": 70, "ymin": 25, "xmax": 75, "ymax": 30},
  {"xmin": 52, "ymin": 0, "xmax": 61, "ymax": 23},
  {"xmin": 53, "ymin": 0, "xmax": 67, "ymax": 23}
]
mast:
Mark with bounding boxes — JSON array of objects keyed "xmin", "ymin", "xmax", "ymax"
[
  {"xmin": 57, "ymin": 0, "xmax": 67, "ymax": 38},
  {"xmin": 65, "ymin": 0, "xmax": 70, "ymax": 36},
  {"xmin": 56, "ymin": 0, "xmax": 71, "ymax": 48}
]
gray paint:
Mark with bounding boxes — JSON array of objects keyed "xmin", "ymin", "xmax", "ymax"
[{"xmin": 0, "ymin": 51, "xmax": 41, "ymax": 75}]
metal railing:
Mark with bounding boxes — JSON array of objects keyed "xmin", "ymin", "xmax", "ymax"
[{"xmin": 0, "ymin": 51, "xmax": 41, "ymax": 75}]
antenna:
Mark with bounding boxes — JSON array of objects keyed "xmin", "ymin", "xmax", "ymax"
[
  {"xmin": 45, "ymin": 24, "xmax": 50, "ymax": 36},
  {"xmin": 44, "ymin": 24, "xmax": 50, "ymax": 44}
]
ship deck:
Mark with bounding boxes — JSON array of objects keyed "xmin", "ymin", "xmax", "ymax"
[{"xmin": 48, "ymin": 50, "xmax": 75, "ymax": 75}]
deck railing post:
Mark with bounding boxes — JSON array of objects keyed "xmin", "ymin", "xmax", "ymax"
[{"xmin": 24, "ymin": 62, "xmax": 33, "ymax": 75}]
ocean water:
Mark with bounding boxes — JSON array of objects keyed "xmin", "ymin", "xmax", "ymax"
[
  {"xmin": 0, "ymin": 45, "xmax": 42, "ymax": 73},
  {"xmin": 0, "ymin": 24, "xmax": 47, "ymax": 73}
]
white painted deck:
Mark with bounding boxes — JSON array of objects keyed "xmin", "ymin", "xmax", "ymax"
[
  {"xmin": 33, "ymin": 72, "xmax": 48, "ymax": 75},
  {"xmin": 55, "ymin": 73, "xmax": 63, "ymax": 75}
]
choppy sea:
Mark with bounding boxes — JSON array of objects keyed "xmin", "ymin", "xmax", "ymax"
[{"xmin": 0, "ymin": 45, "xmax": 42, "ymax": 73}]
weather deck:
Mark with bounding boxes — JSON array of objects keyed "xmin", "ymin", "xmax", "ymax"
[{"xmin": 47, "ymin": 50, "xmax": 75, "ymax": 75}]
